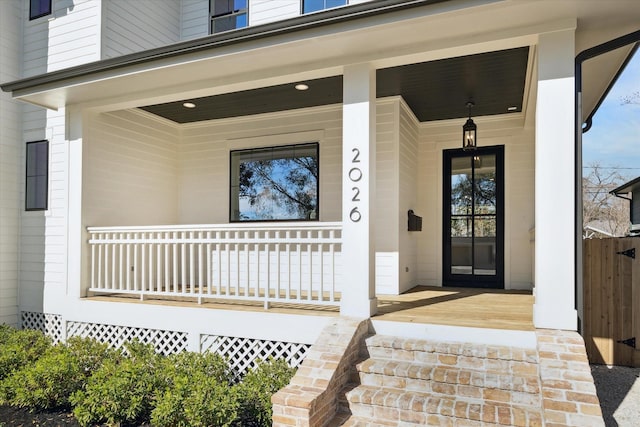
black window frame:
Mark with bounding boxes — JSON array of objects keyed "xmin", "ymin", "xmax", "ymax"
[
  {"xmin": 25, "ymin": 140, "xmax": 49, "ymax": 212},
  {"xmin": 229, "ymin": 142, "xmax": 320, "ymax": 223},
  {"xmin": 30, "ymin": 0, "xmax": 52, "ymax": 20},
  {"xmin": 210, "ymin": 0, "xmax": 248, "ymax": 34},
  {"xmin": 302, "ymin": 0, "xmax": 348, "ymax": 14}
]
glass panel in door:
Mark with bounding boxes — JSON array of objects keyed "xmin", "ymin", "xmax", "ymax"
[{"xmin": 444, "ymin": 147, "xmax": 503, "ymax": 288}]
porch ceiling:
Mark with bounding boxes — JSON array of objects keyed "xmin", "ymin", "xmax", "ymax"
[{"xmin": 139, "ymin": 47, "xmax": 529, "ymax": 123}]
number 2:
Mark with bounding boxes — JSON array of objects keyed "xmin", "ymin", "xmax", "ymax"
[{"xmin": 351, "ymin": 148, "xmax": 361, "ymax": 163}]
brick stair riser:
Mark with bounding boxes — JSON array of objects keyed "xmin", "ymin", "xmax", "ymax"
[
  {"xmin": 365, "ymin": 346, "xmax": 539, "ymax": 377},
  {"xmin": 357, "ymin": 371, "xmax": 541, "ymax": 407},
  {"xmin": 360, "ymin": 372, "xmax": 541, "ymax": 397},
  {"xmin": 364, "ymin": 337, "xmax": 538, "ymax": 365},
  {"xmin": 346, "ymin": 388, "xmax": 543, "ymax": 427},
  {"xmin": 357, "ymin": 359, "xmax": 541, "ymax": 394}
]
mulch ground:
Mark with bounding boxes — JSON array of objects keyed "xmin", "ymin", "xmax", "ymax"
[
  {"xmin": 0, "ymin": 406, "xmax": 151, "ymax": 427},
  {"xmin": 0, "ymin": 405, "xmax": 81, "ymax": 426}
]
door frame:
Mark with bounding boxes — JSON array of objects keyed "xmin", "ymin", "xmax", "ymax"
[{"xmin": 442, "ymin": 145, "xmax": 505, "ymax": 288}]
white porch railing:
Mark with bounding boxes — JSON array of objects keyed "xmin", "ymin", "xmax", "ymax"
[{"xmin": 87, "ymin": 223, "xmax": 342, "ymax": 308}]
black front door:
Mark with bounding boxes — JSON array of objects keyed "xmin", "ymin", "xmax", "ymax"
[{"xmin": 443, "ymin": 146, "xmax": 504, "ymax": 288}]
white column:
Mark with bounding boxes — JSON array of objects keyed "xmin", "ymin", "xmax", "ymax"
[
  {"xmin": 340, "ymin": 63, "xmax": 377, "ymax": 317},
  {"xmin": 66, "ymin": 107, "xmax": 84, "ymax": 300},
  {"xmin": 533, "ymin": 28, "xmax": 578, "ymax": 330}
]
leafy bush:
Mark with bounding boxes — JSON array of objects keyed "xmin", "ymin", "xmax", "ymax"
[
  {"xmin": 1, "ymin": 337, "xmax": 116, "ymax": 410},
  {"xmin": 152, "ymin": 371, "xmax": 239, "ymax": 427},
  {"xmin": 66, "ymin": 336, "xmax": 118, "ymax": 375},
  {"xmin": 0, "ymin": 328, "xmax": 51, "ymax": 398},
  {"xmin": 150, "ymin": 351, "xmax": 235, "ymax": 426},
  {"xmin": 0, "ymin": 324, "xmax": 16, "ymax": 344},
  {"xmin": 235, "ymin": 358, "xmax": 297, "ymax": 427},
  {"xmin": 0, "ymin": 328, "xmax": 51, "ymax": 382},
  {"xmin": 165, "ymin": 351, "xmax": 232, "ymax": 385},
  {"xmin": 70, "ymin": 341, "xmax": 164, "ymax": 427},
  {"xmin": 0, "ymin": 327, "xmax": 295, "ymax": 427}
]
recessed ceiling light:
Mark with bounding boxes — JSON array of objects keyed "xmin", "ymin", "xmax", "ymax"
[
  {"xmin": 295, "ymin": 84, "xmax": 309, "ymax": 91},
  {"xmin": 507, "ymin": 106, "xmax": 518, "ymax": 111},
  {"xmin": 183, "ymin": 102, "xmax": 196, "ymax": 108}
]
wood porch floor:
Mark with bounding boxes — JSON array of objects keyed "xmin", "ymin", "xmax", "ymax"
[
  {"xmin": 86, "ymin": 286, "xmax": 533, "ymax": 331},
  {"xmin": 375, "ymin": 286, "xmax": 534, "ymax": 331}
]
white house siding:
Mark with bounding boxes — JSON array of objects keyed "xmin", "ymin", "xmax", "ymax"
[
  {"xmin": 102, "ymin": 0, "xmax": 181, "ymax": 59},
  {"xmin": 19, "ymin": 0, "xmax": 102, "ymax": 317},
  {"xmin": 19, "ymin": 105, "xmax": 47, "ymax": 315},
  {"xmin": 181, "ymin": 0, "xmax": 209, "ymax": 40},
  {"xmin": 416, "ymin": 121, "xmax": 535, "ymax": 290},
  {"xmin": 506, "ymin": 127, "xmax": 536, "ymax": 289},
  {"xmin": 374, "ymin": 99, "xmax": 400, "ymax": 295},
  {"xmin": 83, "ymin": 110, "xmax": 180, "ymax": 228},
  {"xmin": 178, "ymin": 105, "xmax": 343, "ymax": 224},
  {"xmin": 249, "ymin": 0, "xmax": 299, "ymax": 26},
  {"xmin": 0, "ymin": 0, "xmax": 22, "ymax": 326},
  {"xmin": 22, "ymin": 0, "xmax": 101, "ymax": 76},
  {"xmin": 398, "ymin": 101, "xmax": 419, "ymax": 293}
]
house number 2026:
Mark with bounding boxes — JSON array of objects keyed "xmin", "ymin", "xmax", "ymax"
[{"xmin": 349, "ymin": 148, "xmax": 362, "ymax": 222}]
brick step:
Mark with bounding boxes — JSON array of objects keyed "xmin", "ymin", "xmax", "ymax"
[
  {"xmin": 326, "ymin": 412, "xmax": 397, "ymax": 427},
  {"xmin": 345, "ymin": 385, "xmax": 543, "ymax": 427},
  {"xmin": 356, "ymin": 358, "xmax": 541, "ymax": 394},
  {"xmin": 364, "ymin": 335, "xmax": 539, "ymax": 364}
]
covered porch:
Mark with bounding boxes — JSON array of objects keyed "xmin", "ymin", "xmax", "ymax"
[
  {"xmin": 73, "ymin": 7, "xmax": 567, "ymax": 326},
  {"xmin": 8, "ymin": 0, "xmax": 639, "ymax": 335}
]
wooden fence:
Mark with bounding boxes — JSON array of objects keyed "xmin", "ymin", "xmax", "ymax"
[{"xmin": 583, "ymin": 236, "xmax": 640, "ymax": 366}]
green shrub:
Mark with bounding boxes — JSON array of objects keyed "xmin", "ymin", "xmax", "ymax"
[
  {"xmin": 0, "ymin": 328, "xmax": 51, "ymax": 382},
  {"xmin": 1, "ymin": 337, "xmax": 116, "ymax": 410},
  {"xmin": 151, "ymin": 371, "xmax": 239, "ymax": 427},
  {"xmin": 70, "ymin": 341, "xmax": 164, "ymax": 427},
  {"xmin": 235, "ymin": 358, "xmax": 297, "ymax": 427},
  {"xmin": 0, "ymin": 327, "xmax": 52, "ymax": 405},
  {"xmin": 66, "ymin": 336, "xmax": 119, "ymax": 375},
  {"xmin": 165, "ymin": 351, "xmax": 232, "ymax": 385},
  {"xmin": 150, "ymin": 351, "xmax": 236, "ymax": 426},
  {"xmin": 0, "ymin": 324, "xmax": 16, "ymax": 345}
]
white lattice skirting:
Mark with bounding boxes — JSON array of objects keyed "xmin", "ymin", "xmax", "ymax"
[
  {"xmin": 201, "ymin": 335, "xmax": 311, "ymax": 378},
  {"xmin": 21, "ymin": 312, "xmax": 311, "ymax": 376},
  {"xmin": 21, "ymin": 312, "xmax": 64, "ymax": 344},
  {"xmin": 67, "ymin": 321, "xmax": 188, "ymax": 355}
]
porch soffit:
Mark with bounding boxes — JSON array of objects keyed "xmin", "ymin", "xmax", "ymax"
[{"xmin": 139, "ymin": 47, "xmax": 529, "ymax": 123}]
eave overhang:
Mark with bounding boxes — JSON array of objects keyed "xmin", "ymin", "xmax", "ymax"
[
  {"xmin": 611, "ymin": 176, "xmax": 640, "ymax": 196},
  {"xmin": 0, "ymin": 0, "xmax": 461, "ymax": 104},
  {"xmin": 2, "ymin": 0, "xmax": 639, "ymax": 124}
]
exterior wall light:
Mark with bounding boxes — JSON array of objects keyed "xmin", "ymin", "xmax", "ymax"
[{"xmin": 463, "ymin": 101, "xmax": 477, "ymax": 151}]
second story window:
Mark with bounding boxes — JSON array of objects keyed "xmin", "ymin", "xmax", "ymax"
[
  {"xmin": 302, "ymin": 0, "xmax": 347, "ymax": 14},
  {"xmin": 211, "ymin": 0, "xmax": 248, "ymax": 33},
  {"xmin": 30, "ymin": 0, "xmax": 52, "ymax": 20}
]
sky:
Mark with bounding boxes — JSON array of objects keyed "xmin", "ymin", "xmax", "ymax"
[{"xmin": 582, "ymin": 49, "xmax": 640, "ymax": 181}]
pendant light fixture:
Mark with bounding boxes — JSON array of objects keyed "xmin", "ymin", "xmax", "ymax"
[{"xmin": 463, "ymin": 101, "xmax": 477, "ymax": 151}]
